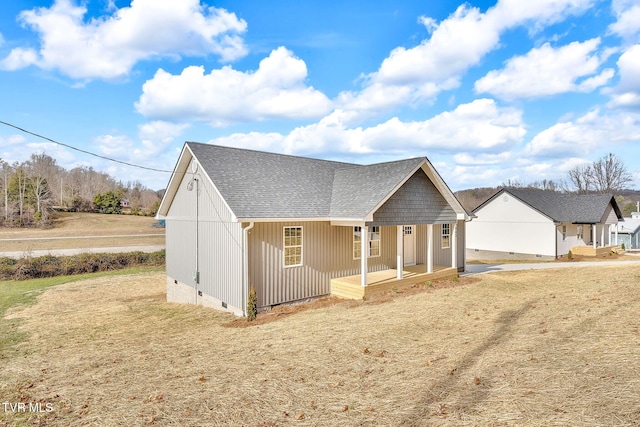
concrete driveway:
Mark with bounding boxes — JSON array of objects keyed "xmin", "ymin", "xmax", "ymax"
[{"xmin": 463, "ymin": 256, "xmax": 640, "ymax": 276}]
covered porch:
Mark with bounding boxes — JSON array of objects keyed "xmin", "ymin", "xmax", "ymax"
[
  {"xmin": 330, "ymin": 264, "xmax": 457, "ymax": 299},
  {"xmin": 572, "ymin": 223, "xmax": 619, "ymax": 257}
]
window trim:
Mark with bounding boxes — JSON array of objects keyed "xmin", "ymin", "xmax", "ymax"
[
  {"xmin": 562, "ymin": 225, "xmax": 567, "ymax": 241},
  {"xmin": 283, "ymin": 226, "xmax": 303, "ymax": 268},
  {"xmin": 441, "ymin": 223, "xmax": 451, "ymax": 249},
  {"xmin": 353, "ymin": 226, "xmax": 381, "ymax": 259}
]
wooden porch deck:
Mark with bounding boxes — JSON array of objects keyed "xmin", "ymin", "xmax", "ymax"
[
  {"xmin": 571, "ymin": 245, "xmax": 618, "ymax": 257},
  {"xmin": 330, "ymin": 264, "xmax": 458, "ymax": 300}
]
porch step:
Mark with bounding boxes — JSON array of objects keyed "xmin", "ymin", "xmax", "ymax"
[{"xmin": 330, "ymin": 267, "xmax": 457, "ymax": 300}]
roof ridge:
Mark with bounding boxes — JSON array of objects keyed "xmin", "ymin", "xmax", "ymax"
[{"xmin": 186, "ymin": 141, "xmax": 355, "ymax": 167}]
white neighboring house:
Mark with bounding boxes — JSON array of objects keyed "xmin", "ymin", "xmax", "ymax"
[
  {"xmin": 613, "ymin": 211, "xmax": 640, "ymax": 249},
  {"xmin": 467, "ymin": 188, "xmax": 624, "ymax": 260}
]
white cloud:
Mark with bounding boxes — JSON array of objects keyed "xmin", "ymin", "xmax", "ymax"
[
  {"xmin": 338, "ymin": 0, "xmax": 594, "ymax": 118},
  {"xmin": 607, "ymin": 44, "xmax": 640, "ymax": 109},
  {"xmin": 135, "ymin": 47, "xmax": 332, "ymax": 125},
  {"xmin": 137, "ymin": 121, "xmax": 190, "ymax": 155},
  {"xmin": 475, "ymin": 38, "xmax": 613, "ymax": 100},
  {"xmin": 0, "ymin": 0, "xmax": 247, "ymax": 80},
  {"xmin": 204, "ymin": 99, "xmax": 526, "ymax": 160},
  {"xmin": 524, "ymin": 109, "xmax": 640, "ymax": 158},
  {"xmin": 453, "ymin": 152, "xmax": 513, "ymax": 166},
  {"xmin": 608, "ymin": 0, "xmax": 640, "ymax": 43},
  {"xmin": 95, "ymin": 134, "xmax": 134, "ymax": 157}
]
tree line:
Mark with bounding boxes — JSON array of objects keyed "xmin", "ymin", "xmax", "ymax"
[
  {"xmin": 456, "ymin": 153, "xmax": 638, "ymax": 214},
  {"xmin": 1, "ymin": 153, "xmax": 163, "ymax": 227}
]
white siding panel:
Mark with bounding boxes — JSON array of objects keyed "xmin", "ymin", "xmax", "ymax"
[
  {"xmin": 467, "ymin": 195, "xmax": 557, "ymax": 257},
  {"xmin": 165, "ymin": 160, "xmax": 243, "ymax": 310}
]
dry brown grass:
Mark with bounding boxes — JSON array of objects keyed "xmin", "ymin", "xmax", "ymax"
[
  {"xmin": 2, "ymin": 265, "xmax": 640, "ymax": 426},
  {"xmin": 0, "ymin": 212, "xmax": 164, "ymax": 252}
]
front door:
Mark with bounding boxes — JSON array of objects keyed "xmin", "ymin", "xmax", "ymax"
[{"xmin": 403, "ymin": 225, "xmax": 416, "ymax": 266}]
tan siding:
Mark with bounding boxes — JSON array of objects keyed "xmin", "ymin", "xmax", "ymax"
[
  {"xmin": 602, "ymin": 204, "xmax": 619, "ymax": 225},
  {"xmin": 248, "ymin": 222, "xmax": 396, "ymax": 308},
  {"xmin": 415, "ymin": 223, "xmax": 464, "ymax": 269}
]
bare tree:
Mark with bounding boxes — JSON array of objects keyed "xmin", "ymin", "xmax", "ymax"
[
  {"xmin": 567, "ymin": 153, "xmax": 632, "ymax": 194},
  {"xmin": 26, "ymin": 153, "xmax": 60, "ymax": 221},
  {"xmin": 590, "ymin": 153, "xmax": 633, "ymax": 194},
  {"xmin": 567, "ymin": 164, "xmax": 593, "ymax": 194}
]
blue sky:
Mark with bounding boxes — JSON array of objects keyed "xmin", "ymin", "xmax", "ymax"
[{"xmin": 1, "ymin": 0, "xmax": 639, "ymax": 192}]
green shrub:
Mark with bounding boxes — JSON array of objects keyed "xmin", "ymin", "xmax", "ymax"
[
  {"xmin": 621, "ymin": 243, "xmax": 626, "ymax": 250},
  {"xmin": 567, "ymin": 250, "xmax": 573, "ymax": 260},
  {"xmin": 0, "ymin": 250, "xmax": 165, "ymax": 280}
]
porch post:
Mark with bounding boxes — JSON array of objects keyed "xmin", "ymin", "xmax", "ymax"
[
  {"xmin": 427, "ymin": 224, "xmax": 434, "ymax": 274},
  {"xmin": 361, "ymin": 224, "xmax": 368, "ymax": 287},
  {"xmin": 600, "ymin": 225, "xmax": 605, "ymax": 247},
  {"xmin": 451, "ymin": 222, "xmax": 457, "ymax": 269},
  {"xmin": 592, "ymin": 224, "xmax": 597, "ymax": 249},
  {"xmin": 397, "ymin": 225, "xmax": 403, "ymax": 279},
  {"xmin": 615, "ymin": 224, "xmax": 618, "ymax": 245}
]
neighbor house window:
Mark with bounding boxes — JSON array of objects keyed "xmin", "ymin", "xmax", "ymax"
[
  {"xmin": 562, "ymin": 225, "xmax": 567, "ymax": 241},
  {"xmin": 283, "ymin": 226, "xmax": 302, "ymax": 267},
  {"xmin": 354, "ymin": 226, "xmax": 381, "ymax": 258},
  {"xmin": 441, "ymin": 224, "xmax": 450, "ymax": 249},
  {"xmin": 577, "ymin": 225, "xmax": 584, "ymax": 240}
]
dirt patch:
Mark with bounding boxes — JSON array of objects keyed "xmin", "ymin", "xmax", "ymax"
[
  {"xmin": 2, "ymin": 267, "xmax": 640, "ymax": 426},
  {"xmin": 226, "ymin": 276, "xmax": 480, "ymax": 328}
]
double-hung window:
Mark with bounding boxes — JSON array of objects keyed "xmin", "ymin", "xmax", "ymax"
[
  {"xmin": 354, "ymin": 226, "xmax": 380, "ymax": 258},
  {"xmin": 283, "ymin": 226, "xmax": 302, "ymax": 267},
  {"xmin": 441, "ymin": 224, "xmax": 450, "ymax": 249}
]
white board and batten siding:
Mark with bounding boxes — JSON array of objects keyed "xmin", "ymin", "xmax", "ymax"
[
  {"xmin": 467, "ymin": 193, "xmax": 556, "ymax": 257},
  {"xmin": 165, "ymin": 160, "xmax": 244, "ymax": 315}
]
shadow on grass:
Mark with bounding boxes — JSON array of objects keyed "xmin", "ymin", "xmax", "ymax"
[{"xmin": 400, "ymin": 300, "xmax": 537, "ymax": 425}]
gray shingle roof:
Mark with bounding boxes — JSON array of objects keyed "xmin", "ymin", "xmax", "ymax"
[
  {"xmin": 475, "ymin": 188, "xmax": 623, "ymax": 223},
  {"xmin": 186, "ymin": 142, "xmax": 429, "ymax": 220}
]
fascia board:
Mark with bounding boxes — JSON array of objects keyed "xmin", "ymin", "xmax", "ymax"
[
  {"xmin": 419, "ymin": 161, "xmax": 470, "ymax": 219},
  {"xmin": 364, "ymin": 159, "xmax": 470, "ymax": 221},
  {"xmin": 364, "ymin": 161, "xmax": 424, "ymax": 219},
  {"xmin": 157, "ymin": 145, "xmax": 192, "ymax": 217}
]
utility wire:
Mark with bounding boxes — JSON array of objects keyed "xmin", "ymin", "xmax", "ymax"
[{"xmin": 0, "ymin": 120, "xmax": 173, "ymax": 173}]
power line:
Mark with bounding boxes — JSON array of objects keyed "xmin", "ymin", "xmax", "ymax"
[{"xmin": 0, "ymin": 120, "xmax": 173, "ymax": 173}]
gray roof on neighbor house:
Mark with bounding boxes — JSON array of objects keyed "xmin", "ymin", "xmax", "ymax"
[
  {"xmin": 474, "ymin": 188, "xmax": 624, "ymax": 223},
  {"xmin": 185, "ymin": 142, "xmax": 440, "ymax": 220},
  {"xmin": 618, "ymin": 217, "xmax": 640, "ymax": 234}
]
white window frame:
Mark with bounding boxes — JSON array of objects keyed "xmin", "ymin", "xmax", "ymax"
[
  {"xmin": 283, "ymin": 226, "xmax": 303, "ymax": 267},
  {"xmin": 562, "ymin": 225, "xmax": 567, "ymax": 241},
  {"xmin": 354, "ymin": 226, "xmax": 381, "ymax": 259},
  {"xmin": 441, "ymin": 223, "xmax": 450, "ymax": 249}
]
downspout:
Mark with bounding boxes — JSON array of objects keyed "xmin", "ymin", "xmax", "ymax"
[
  {"xmin": 194, "ymin": 177, "xmax": 199, "ymax": 304},
  {"xmin": 242, "ymin": 222, "xmax": 255, "ymax": 317}
]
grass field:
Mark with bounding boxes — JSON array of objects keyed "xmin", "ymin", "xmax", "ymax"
[
  {"xmin": 0, "ymin": 212, "xmax": 165, "ymax": 252},
  {"xmin": 1, "ymin": 264, "xmax": 639, "ymax": 426}
]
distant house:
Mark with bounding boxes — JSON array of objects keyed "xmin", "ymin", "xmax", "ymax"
[
  {"xmin": 157, "ymin": 142, "xmax": 471, "ymax": 316},
  {"xmin": 467, "ymin": 188, "xmax": 623, "ymax": 260},
  {"xmin": 614, "ymin": 211, "xmax": 640, "ymax": 249}
]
